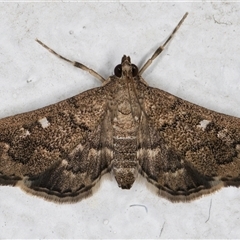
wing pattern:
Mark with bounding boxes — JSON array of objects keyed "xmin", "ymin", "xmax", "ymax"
[
  {"xmin": 136, "ymin": 80, "xmax": 240, "ymax": 201},
  {"xmin": 0, "ymin": 86, "xmax": 114, "ymax": 202}
]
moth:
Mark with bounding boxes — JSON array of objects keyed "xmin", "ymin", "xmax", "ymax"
[{"xmin": 1, "ymin": 12, "xmax": 240, "ymax": 203}]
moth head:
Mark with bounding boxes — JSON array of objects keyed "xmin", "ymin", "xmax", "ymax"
[{"xmin": 114, "ymin": 55, "xmax": 139, "ymax": 78}]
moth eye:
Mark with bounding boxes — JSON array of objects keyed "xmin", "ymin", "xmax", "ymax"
[
  {"xmin": 131, "ymin": 64, "xmax": 138, "ymax": 77},
  {"xmin": 114, "ymin": 64, "xmax": 122, "ymax": 77}
]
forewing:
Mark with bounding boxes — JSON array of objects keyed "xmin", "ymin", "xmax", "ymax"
[
  {"xmin": 138, "ymin": 82, "xmax": 240, "ymax": 201},
  {"xmin": 0, "ymin": 85, "xmax": 113, "ymax": 202}
]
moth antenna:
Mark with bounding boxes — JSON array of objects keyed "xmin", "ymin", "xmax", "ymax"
[
  {"xmin": 35, "ymin": 39, "xmax": 106, "ymax": 83},
  {"xmin": 139, "ymin": 12, "xmax": 188, "ymax": 75}
]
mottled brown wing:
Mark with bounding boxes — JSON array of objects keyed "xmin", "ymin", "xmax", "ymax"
[
  {"xmin": 0, "ymin": 85, "xmax": 113, "ymax": 202},
  {"xmin": 137, "ymin": 81, "xmax": 240, "ymax": 202}
]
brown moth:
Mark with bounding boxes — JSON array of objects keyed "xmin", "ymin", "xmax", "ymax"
[{"xmin": 1, "ymin": 13, "xmax": 240, "ymax": 203}]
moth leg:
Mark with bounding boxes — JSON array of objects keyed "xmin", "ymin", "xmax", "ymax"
[
  {"xmin": 139, "ymin": 12, "xmax": 188, "ymax": 75},
  {"xmin": 35, "ymin": 39, "xmax": 106, "ymax": 83}
]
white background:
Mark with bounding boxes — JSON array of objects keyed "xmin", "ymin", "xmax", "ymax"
[{"xmin": 1, "ymin": 2, "xmax": 240, "ymax": 239}]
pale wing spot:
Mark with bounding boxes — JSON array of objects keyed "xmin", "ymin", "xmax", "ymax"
[
  {"xmin": 70, "ymin": 172, "xmax": 76, "ymax": 179},
  {"xmin": 210, "ymin": 178, "xmax": 224, "ymax": 187},
  {"xmin": 88, "ymin": 148, "xmax": 99, "ymax": 157},
  {"xmin": 3, "ymin": 143, "xmax": 10, "ymax": 151},
  {"xmin": 217, "ymin": 129, "xmax": 233, "ymax": 145},
  {"xmin": 0, "ymin": 143, "xmax": 10, "ymax": 159},
  {"xmin": 148, "ymin": 148, "xmax": 160, "ymax": 159},
  {"xmin": 38, "ymin": 117, "xmax": 50, "ymax": 128},
  {"xmin": 25, "ymin": 130, "xmax": 30, "ymax": 136},
  {"xmin": 236, "ymin": 144, "xmax": 240, "ymax": 151},
  {"xmin": 134, "ymin": 116, "xmax": 139, "ymax": 122},
  {"xmin": 217, "ymin": 129, "xmax": 227, "ymax": 139},
  {"xmin": 19, "ymin": 128, "xmax": 31, "ymax": 137},
  {"xmin": 137, "ymin": 148, "xmax": 143, "ymax": 159},
  {"xmin": 235, "ymin": 145, "xmax": 240, "ymax": 158},
  {"xmin": 213, "ymin": 176, "xmax": 221, "ymax": 181},
  {"xmin": 21, "ymin": 177, "xmax": 31, "ymax": 188},
  {"xmin": 63, "ymin": 169, "xmax": 75, "ymax": 179},
  {"xmin": 61, "ymin": 159, "xmax": 68, "ymax": 166},
  {"xmin": 170, "ymin": 168, "xmax": 184, "ymax": 177},
  {"xmin": 69, "ymin": 144, "xmax": 84, "ymax": 158},
  {"xmin": 104, "ymin": 147, "xmax": 113, "ymax": 159},
  {"xmin": 197, "ymin": 120, "xmax": 211, "ymax": 131}
]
